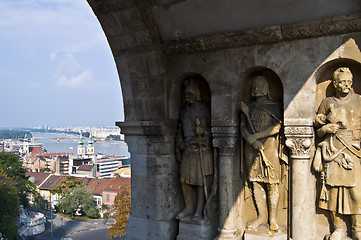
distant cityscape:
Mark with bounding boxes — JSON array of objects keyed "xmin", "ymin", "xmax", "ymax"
[{"xmin": 0, "ymin": 126, "xmax": 131, "ymax": 220}]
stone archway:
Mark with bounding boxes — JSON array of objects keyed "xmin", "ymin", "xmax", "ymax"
[{"xmin": 86, "ymin": 1, "xmax": 361, "ymax": 239}]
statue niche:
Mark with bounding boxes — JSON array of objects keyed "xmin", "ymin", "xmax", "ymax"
[
  {"xmin": 240, "ymin": 72, "xmax": 288, "ymax": 236},
  {"xmin": 175, "ymin": 77, "xmax": 217, "ymax": 225},
  {"xmin": 313, "ymin": 66, "xmax": 361, "ymax": 240}
]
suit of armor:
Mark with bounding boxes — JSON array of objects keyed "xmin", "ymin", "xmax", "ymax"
[
  {"xmin": 176, "ymin": 80, "xmax": 213, "ymax": 222},
  {"xmin": 241, "ymin": 76, "xmax": 286, "ymax": 232}
]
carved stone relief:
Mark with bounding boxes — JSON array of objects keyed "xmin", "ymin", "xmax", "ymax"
[
  {"xmin": 240, "ymin": 74, "xmax": 288, "ymax": 237},
  {"xmin": 175, "ymin": 77, "xmax": 218, "ymax": 240},
  {"xmin": 163, "ymin": 14, "xmax": 361, "ymax": 55},
  {"xmin": 313, "ymin": 67, "xmax": 361, "ymax": 240}
]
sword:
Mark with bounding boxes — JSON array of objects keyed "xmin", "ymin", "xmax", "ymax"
[{"xmin": 195, "ymin": 118, "xmax": 209, "ymax": 220}]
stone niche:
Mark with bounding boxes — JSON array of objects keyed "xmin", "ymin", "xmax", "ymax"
[
  {"xmin": 167, "ymin": 36, "xmax": 361, "ymax": 240},
  {"xmin": 87, "ymin": 1, "xmax": 361, "ymax": 238}
]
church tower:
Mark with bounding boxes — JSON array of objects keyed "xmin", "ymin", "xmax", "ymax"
[
  {"xmin": 23, "ymin": 133, "xmax": 30, "ymax": 155},
  {"xmin": 87, "ymin": 133, "xmax": 95, "ymax": 155},
  {"xmin": 77, "ymin": 132, "xmax": 85, "ymax": 155}
]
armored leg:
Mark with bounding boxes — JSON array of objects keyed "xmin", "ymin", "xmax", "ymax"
[
  {"xmin": 267, "ymin": 183, "xmax": 280, "ymax": 232},
  {"xmin": 247, "ymin": 182, "xmax": 267, "ymax": 230},
  {"xmin": 176, "ymin": 183, "xmax": 195, "ymax": 220},
  {"xmin": 351, "ymin": 214, "xmax": 361, "ymax": 240},
  {"xmin": 329, "ymin": 212, "xmax": 346, "ymax": 240},
  {"xmin": 192, "ymin": 186, "xmax": 205, "ymax": 221}
]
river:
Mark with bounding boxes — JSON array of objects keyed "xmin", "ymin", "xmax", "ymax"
[{"xmin": 30, "ymin": 132, "xmax": 130, "ymax": 157}]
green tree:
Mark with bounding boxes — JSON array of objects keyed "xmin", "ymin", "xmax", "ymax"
[
  {"xmin": 0, "ymin": 170, "xmax": 20, "ymax": 239},
  {"xmin": 0, "ymin": 152, "xmax": 34, "ymax": 207},
  {"xmin": 51, "ymin": 176, "xmax": 82, "ymax": 196},
  {"xmin": 56, "ymin": 186, "xmax": 99, "ymax": 218},
  {"xmin": 107, "ymin": 184, "xmax": 131, "ymax": 238}
]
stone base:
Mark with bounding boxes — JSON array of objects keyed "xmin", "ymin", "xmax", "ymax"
[
  {"xmin": 177, "ymin": 216, "xmax": 217, "ymax": 240},
  {"xmin": 125, "ymin": 215, "xmax": 178, "ymax": 240},
  {"xmin": 244, "ymin": 224, "xmax": 287, "ymax": 240},
  {"xmin": 323, "ymin": 234, "xmax": 352, "ymax": 240}
]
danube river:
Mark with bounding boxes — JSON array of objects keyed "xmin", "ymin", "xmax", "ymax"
[{"xmin": 30, "ymin": 132, "xmax": 129, "ymax": 157}]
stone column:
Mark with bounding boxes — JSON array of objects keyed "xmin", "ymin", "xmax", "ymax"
[
  {"xmin": 116, "ymin": 120, "xmax": 179, "ymax": 240},
  {"xmin": 212, "ymin": 125, "xmax": 239, "ymax": 240},
  {"xmin": 284, "ymin": 120, "xmax": 315, "ymax": 240}
]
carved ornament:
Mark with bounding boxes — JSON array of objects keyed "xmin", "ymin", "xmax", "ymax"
[
  {"xmin": 212, "ymin": 126, "xmax": 238, "ymax": 155},
  {"xmin": 284, "ymin": 125, "xmax": 314, "ymax": 159},
  {"xmin": 163, "ymin": 14, "xmax": 361, "ymax": 55}
]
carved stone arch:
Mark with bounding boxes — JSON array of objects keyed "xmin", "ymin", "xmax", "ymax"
[
  {"xmin": 238, "ymin": 66, "xmax": 288, "ymax": 238},
  {"xmin": 315, "ymin": 60, "xmax": 361, "ymax": 112},
  {"xmin": 87, "ymin": 1, "xmax": 180, "ymax": 240},
  {"xmin": 240, "ymin": 66, "xmax": 284, "ymax": 105},
  {"xmin": 311, "ymin": 38, "xmax": 361, "ymax": 112},
  {"xmin": 179, "ymin": 73, "xmax": 212, "ymax": 110},
  {"xmin": 309, "ymin": 39, "xmax": 361, "ymax": 239}
]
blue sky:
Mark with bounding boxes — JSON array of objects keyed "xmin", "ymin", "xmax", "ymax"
[{"xmin": 0, "ymin": 0, "xmax": 124, "ymax": 128}]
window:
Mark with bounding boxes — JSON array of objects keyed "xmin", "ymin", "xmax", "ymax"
[{"xmin": 106, "ymin": 194, "xmax": 110, "ymax": 202}]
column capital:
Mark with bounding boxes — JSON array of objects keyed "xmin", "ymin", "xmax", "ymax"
[
  {"xmin": 211, "ymin": 126, "xmax": 238, "ymax": 156},
  {"xmin": 284, "ymin": 122, "xmax": 314, "ymax": 159}
]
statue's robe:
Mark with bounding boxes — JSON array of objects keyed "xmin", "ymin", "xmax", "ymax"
[{"xmin": 317, "ymin": 92, "xmax": 361, "ymax": 214}]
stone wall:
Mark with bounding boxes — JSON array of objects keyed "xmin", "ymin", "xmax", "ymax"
[{"xmin": 87, "ymin": 0, "xmax": 361, "ymax": 239}]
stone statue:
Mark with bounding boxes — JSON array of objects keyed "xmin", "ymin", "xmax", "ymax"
[
  {"xmin": 240, "ymin": 76, "xmax": 287, "ymax": 232},
  {"xmin": 313, "ymin": 67, "xmax": 361, "ymax": 240},
  {"xmin": 176, "ymin": 79, "xmax": 214, "ymax": 222}
]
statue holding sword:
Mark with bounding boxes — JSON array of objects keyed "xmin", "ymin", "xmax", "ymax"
[
  {"xmin": 240, "ymin": 76, "xmax": 287, "ymax": 232},
  {"xmin": 176, "ymin": 79, "xmax": 215, "ymax": 222}
]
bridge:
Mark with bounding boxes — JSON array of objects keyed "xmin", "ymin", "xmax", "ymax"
[{"xmin": 31, "ymin": 137, "xmax": 76, "ymax": 143}]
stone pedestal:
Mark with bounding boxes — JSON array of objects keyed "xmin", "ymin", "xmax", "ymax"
[
  {"xmin": 177, "ymin": 217, "xmax": 218, "ymax": 240},
  {"xmin": 244, "ymin": 225, "xmax": 287, "ymax": 240}
]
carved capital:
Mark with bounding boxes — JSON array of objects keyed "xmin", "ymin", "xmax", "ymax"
[
  {"xmin": 212, "ymin": 126, "xmax": 238, "ymax": 156},
  {"xmin": 284, "ymin": 125, "xmax": 314, "ymax": 159}
]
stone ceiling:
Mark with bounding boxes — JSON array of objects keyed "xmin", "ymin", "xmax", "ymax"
[{"xmin": 150, "ymin": 0, "xmax": 361, "ymax": 41}]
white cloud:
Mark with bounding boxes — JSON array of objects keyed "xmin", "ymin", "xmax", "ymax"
[{"xmin": 57, "ymin": 70, "xmax": 93, "ymax": 88}]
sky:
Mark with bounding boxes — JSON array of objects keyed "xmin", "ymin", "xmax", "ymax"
[{"xmin": 0, "ymin": 0, "xmax": 124, "ymax": 128}]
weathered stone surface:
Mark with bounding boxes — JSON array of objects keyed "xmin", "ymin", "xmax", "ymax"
[
  {"xmin": 92, "ymin": 1, "xmax": 361, "ymax": 239},
  {"xmin": 177, "ymin": 218, "xmax": 218, "ymax": 240}
]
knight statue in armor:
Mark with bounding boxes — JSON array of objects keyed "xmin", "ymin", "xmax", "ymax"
[
  {"xmin": 240, "ymin": 76, "xmax": 287, "ymax": 232},
  {"xmin": 176, "ymin": 79, "xmax": 214, "ymax": 222},
  {"xmin": 313, "ymin": 67, "xmax": 361, "ymax": 240}
]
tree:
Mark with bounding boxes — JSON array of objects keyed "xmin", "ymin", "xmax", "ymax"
[
  {"xmin": 51, "ymin": 176, "xmax": 82, "ymax": 196},
  {"xmin": 107, "ymin": 184, "xmax": 131, "ymax": 238},
  {"xmin": 0, "ymin": 170, "xmax": 20, "ymax": 239},
  {"xmin": 0, "ymin": 152, "xmax": 34, "ymax": 207},
  {"xmin": 56, "ymin": 186, "xmax": 99, "ymax": 218}
]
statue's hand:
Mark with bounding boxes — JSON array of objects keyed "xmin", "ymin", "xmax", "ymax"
[
  {"xmin": 252, "ymin": 140, "xmax": 264, "ymax": 151},
  {"xmin": 322, "ymin": 123, "xmax": 339, "ymax": 134},
  {"xmin": 246, "ymin": 133, "xmax": 259, "ymax": 145},
  {"xmin": 313, "ymin": 147, "xmax": 323, "ymax": 172},
  {"xmin": 313, "ymin": 158, "xmax": 323, "ymax": 172},
  {"xmin": 315, "ymin": 114, "xmax": 326, "ymax": 125}
]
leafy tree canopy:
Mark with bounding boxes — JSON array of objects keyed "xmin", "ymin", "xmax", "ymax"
[
  {"xmin": 56, "ymin": 186, "xmax": 99, "ymax": 218},
  {"xmin": 0, "ymin": 129, "xmax": 32, "ymax": 140},
  {"xmin": 107, "ymin": 184, "xmax": 131, "ymax": 238},
  {"xmin": 0, "ymin": 170, "xmax": 20, "ymax": 239},
  {"xmin": 0, "ymin": 152, "xmax": 35, "ymax": 207},
  {"xmin": 51, "ymin": 176, "xmax": 82, "ymax": 196}
]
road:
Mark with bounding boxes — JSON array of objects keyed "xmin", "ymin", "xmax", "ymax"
[
  {"xmin": 66, "ymin": 228, "xmax": 122, "ymax": 240},
  {"xmin": 29, "ymin": 208, "xmax": 120, "ymax": 240}
]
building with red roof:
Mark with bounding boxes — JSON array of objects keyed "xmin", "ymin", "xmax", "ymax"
[{"xmin": 102, "ymin": 177, "xmax": 131, "ymax": 207}]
